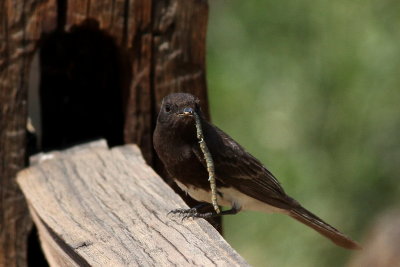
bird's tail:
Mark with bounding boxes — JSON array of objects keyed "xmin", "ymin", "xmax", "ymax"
[{"xmin": 289, "ymin": 206, "xmax": 361, "ymax": 250}]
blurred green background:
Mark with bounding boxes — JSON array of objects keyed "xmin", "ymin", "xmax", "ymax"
[{"xmin": 206, "ymin": 1, "xmax": 400, "ymax": 266}]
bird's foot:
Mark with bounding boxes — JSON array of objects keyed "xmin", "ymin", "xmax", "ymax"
[
  {"xmin": 168, "ymin": 205, "xmax": 239, "ymax": 221},
  {"xmin": 168, "ymin": 203, "xmax": 215, "ymax": 220},
  {"xmin": 168, "ymin": 207, "xmax": 198, "ymax": 216},
  {"xmin": 169, "ymin": 208, "xmax": 216, "ymax": 221}
]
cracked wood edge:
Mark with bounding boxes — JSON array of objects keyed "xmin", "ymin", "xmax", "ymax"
[{"xmin": 17, "ymin": 141, "xmax": 248, "ymax": 266}]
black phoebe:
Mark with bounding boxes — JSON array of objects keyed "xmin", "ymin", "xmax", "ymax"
[{"xmin": 153, "ymin": 92, "xmax": 360, "ymax": 250}]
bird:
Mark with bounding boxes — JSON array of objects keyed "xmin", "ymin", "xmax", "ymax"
[{"xmin": 153, "ymin": 92, "xmax": 360, "ymax": 250}]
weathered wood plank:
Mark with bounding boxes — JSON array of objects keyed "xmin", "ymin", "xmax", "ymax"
[{"xmin": 17, "ymin": 141, "xmax": 248, "ymax": 266}]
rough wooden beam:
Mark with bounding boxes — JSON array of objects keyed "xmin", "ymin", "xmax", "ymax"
[{"xmin": 17, "ymin": 141, "xmax": 248, "ymax": 266}]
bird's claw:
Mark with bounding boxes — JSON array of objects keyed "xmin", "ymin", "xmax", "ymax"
[
  {"xmin": 168, "ymin": 207, "xmax": 216, "ymax": 220},
  {"xmin": 168, "ymin": 208, "xmax": 197, "ymax": 216}
]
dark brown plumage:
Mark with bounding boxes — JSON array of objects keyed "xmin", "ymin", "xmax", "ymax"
[{"xmin": 153, "ymin": 92, "xmax": 360, "ymax": 250}]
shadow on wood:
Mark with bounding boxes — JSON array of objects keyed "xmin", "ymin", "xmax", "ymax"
[{"xmin": 17, "ymin": 140, "xmax": 247, "ymax": 266}]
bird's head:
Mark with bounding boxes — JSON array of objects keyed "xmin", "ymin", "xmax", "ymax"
[{"xmin": 157, "ymin": 93, "xmax": 203, "ymax": 130}]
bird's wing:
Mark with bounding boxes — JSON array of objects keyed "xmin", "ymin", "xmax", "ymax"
[{"xmin": 192, "ymin": 122, "xmax": 296, "ymax": 210}]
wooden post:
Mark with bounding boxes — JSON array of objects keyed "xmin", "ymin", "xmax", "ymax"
[
  {"xmin": 17, "ymin": 141, "xmax": 248, "ymax": 266},
  {"xmin": 1, "ymin": 0, "xmax": 213, "ymax": 265},
  {"xmin": 0, "ymin": 1, "xmax": 57, "ymax": 266}
]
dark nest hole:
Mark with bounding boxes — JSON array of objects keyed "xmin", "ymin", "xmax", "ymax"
[{"xmin": 26, "ymin": 18, "xmax": 130, "ymax": 266}]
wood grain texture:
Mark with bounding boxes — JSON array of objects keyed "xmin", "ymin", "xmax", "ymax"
[
  {"xmin": 0, "ymin": 0, "xmax": 56, "ymax": 266},
  {"xmin": 150, "ymin": 0, "xmax": 210, "ymax": 167},
  {"xmin": 17, "ymin": 141, "xmax": 248, "ymax": 266}
]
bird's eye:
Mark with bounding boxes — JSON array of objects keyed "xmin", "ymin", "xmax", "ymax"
[{"xmin": 165, "ymin": 104, "xmax": 171, "ymax": 113}]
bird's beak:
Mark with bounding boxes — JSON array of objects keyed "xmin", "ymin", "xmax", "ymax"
[{"xmin": 178, "ymin": 107, "xmax": 194, "ymax": 116}]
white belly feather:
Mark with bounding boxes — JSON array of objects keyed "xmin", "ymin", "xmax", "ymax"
[{"xmin": 175, "ymin": 180, "xmax": 287, "ymax": 214}]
